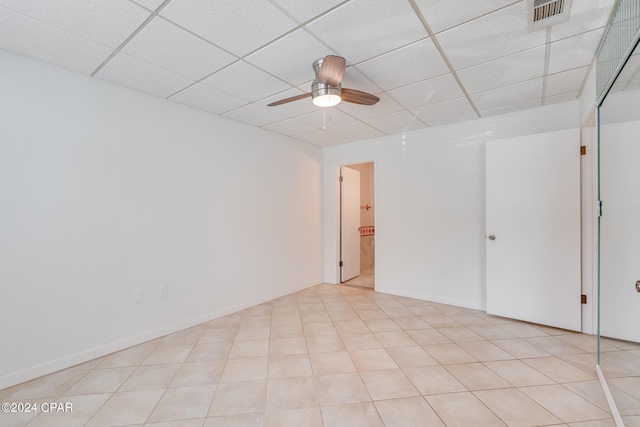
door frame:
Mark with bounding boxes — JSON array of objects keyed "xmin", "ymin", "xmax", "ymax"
[
  {"xmin": 340, "ymin": 166, "xmax": 361, "ymax": 282},
  {"xmin": 331, "ymin": 159, "xmax": 377, "ymax": 285}
]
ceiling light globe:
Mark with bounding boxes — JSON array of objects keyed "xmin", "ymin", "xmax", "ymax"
[{"xmin": 313, "ymin": 94, "xmax": 341, "ymax": 107}]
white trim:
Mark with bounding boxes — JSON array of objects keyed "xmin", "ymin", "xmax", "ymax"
[
  {"xmin": 376, "ymin": 286, "xmax": 487, "ymax": 312},
  {"xmin": 332, "ymin": 157, "xmax": 378, "ymax": 285}
]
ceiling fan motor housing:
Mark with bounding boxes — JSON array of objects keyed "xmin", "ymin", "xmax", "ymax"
[
  {"xmin": 312, "ymin": 80, "xmax": 341, "ymax": 98},
  {"xmin": 312, "ymin": 57, "xmax": 341, "ymax": 100}
]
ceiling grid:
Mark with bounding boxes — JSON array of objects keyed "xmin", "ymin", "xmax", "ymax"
[{"xmin": 0, "ymin": 0, "xmax": 628, "ymax": 145}]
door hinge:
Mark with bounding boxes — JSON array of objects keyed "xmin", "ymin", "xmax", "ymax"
[
  {"xmin": 339, "ymin": 261, "xmax": 343, "ymax": 267},
  {"xmin": 339, "ymin": 176, "xmax": 343, "ymax": 182},
  {"xmin": 598, "ymin": 200, "xmax": 603, "ymax": 217},
  {"xmin": 580, "ymin": 146, "xmax": 587, "ymax": 155},
  {"xmin": 581, "ymin": 294, "xmax": 587, "ymax": 304}
]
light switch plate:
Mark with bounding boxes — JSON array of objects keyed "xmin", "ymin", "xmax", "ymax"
[{"xmin": 133, "ymin": 289, "xmax": 142, "ymax": 304}]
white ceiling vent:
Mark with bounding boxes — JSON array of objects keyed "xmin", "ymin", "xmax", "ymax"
[{"xmin": 528, "ymin": 0, "xmax": 572, "ymax": 30}]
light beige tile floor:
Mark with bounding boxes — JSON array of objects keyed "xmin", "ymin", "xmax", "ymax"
[
  {"xmin": 344, "ymin": 268, "xmax": 375, "ymax": 289},
  {"xmin": 599, "ymin": 337, "xmax": 640, "ymax": 426},
  {"xmin": 1, "ymin": 283, "xmax": 639, "ymax": 427}
]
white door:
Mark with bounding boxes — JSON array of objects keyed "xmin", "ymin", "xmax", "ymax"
[
  {"xmin": 600, "ymin": 120, "xmax": 640, "ymax": 342},
  {"xmin": 341, "ymin": 166, "xmax": 360, "ymax": 282},
  {"xmin": 486, "ymin": 129, "xmax": 581, "ymax": 331}
]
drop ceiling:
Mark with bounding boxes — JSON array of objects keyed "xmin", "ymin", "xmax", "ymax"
[{"xmin": 0, "ymin": 0, "xmax": 618, "ymax": 146}]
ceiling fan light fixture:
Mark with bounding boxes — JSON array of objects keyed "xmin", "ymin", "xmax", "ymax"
[
  {"xmin": 267, "ymin": 55, "xmax": 379, "ymax": 108},
  {"xmin": 312, "ymin": 81, "xmax": 341, "ymax": 107},
  {"xmin": 313, "ymin": 93, "xmax": 341, "ymax": 107}
]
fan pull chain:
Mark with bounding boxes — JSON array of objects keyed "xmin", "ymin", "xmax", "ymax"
[{"xmin": 323, "ymin": 109, "xmax": 326, "ymax": 130}]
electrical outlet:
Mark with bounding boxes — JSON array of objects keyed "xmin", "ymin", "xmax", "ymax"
[
  {"xmin": 160, "ymin": 286, "xmax": 169, "ymax": 298},
  {"xmin": 441, "ymin": 265, "xmax": 453, "ymax": 277},
  {"xmin": 132, "ymin": 288, "xmax": 142, "ymax": 304}
]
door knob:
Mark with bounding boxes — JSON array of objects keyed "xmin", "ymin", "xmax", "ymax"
[{"xmin": 488, "ymin": 234, "xmax": 496, "ymax": 241}]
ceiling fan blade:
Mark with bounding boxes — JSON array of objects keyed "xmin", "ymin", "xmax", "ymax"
[
  {"xmin": 318, "ymin": 55, "xmax": 346, "ymax": 86},
  {"xmin": 267, "ymin": 93, "xmax": 312, "ymax": 107},
  {"xmin": 341, "ymin": 88, "xmax": 380, "ymax": 106}
]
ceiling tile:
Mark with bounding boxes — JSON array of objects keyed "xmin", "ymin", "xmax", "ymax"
[
  {"xmin": 387, "ymin": 74, "xmax": 465, "ymax": 109},
  {"xmin": 202, "ymin": 60, "xmax": 291, "ymax": 102},
  {"xmin": 457, "ymin": 46, "xmax": 546, "ymax": 94},
  {"xmin": 414, "ymin": 0, "xmax": 515, "ymax": 34},
  {"xmin": 260, "ymin": 88, "xmax": 319, "ymax": 117},
  {"xmin": 0, "ymin": 0, "xmax": 150, "ymax": 48},
  {"xmin": 544, "ymin": 91, "xmax": 579, "ymax": 105},
  {"xmin": 336, "ymin": 92, "xmax": 404, "ymax": 120},
  {"xmin": 262, "ymin": 118, "xmax": 318, "ymax": 136},
  {"xmin": 169, "ymin": 83, "xmax": 247, "ymax": 115},
  {"xmin": 0, "ymin": 6, "xmax": 112, "ymax": 74},
  {"xmin": 294, "ymin": 130, "xmax": 350, "ymax": 146},
  {"xmin": 480, "ymin": 99, "xmax": 542, "ymax": 117},
  {"xmin": 131, "ymin": 0, "xmax": 165, "ymax": 10},
  {"xmin": 437, "ymin": 2, "xmax": 546, "ymax": 70},
  {"xmin": 160, "ymin": 0, "xmax": 297, "ymax": 56},
  {"xmin": 623, "ymin": 80, "xmax": 640, "ymax": 91},
  {"xmin": 354, "ymin": 38, "xmax": 449, "ymax": 90},
  {"xmin": 551, "ymin": 0, "xmax": 616, "ymax": 41},
  {"xmin": 609, "ymin": 81, "xmax": 626, "ymax": 94},
  {"xmin": 245, "ymin": 29, "xmax": 335, "ymax": 86},
  {"xmin": 222, "ymin": 103, "xmax": 289, "ymax": 127},
  {"xmin": 269, "ymin": 0, "xmax": 345, "ymax": 23},
  {"xmin": 96, "ymin": 52, "xmax": 193, "ymax": 98},
  {"xmin": 0, "ymin": 0, "xmax": 616, "ymax": 145},
  {"xmin": 306, "ymin": 0, "xmax": 426, "ymax": 63},
  {"xmin": 363, "ymin": 110, "xmax": 427, "ymax": 134},
  {"xmin": 326, "ymin": 121, "xmax": 385, "ymax": 141},
  {"xmin": 545, "ymin": 66, "xmax": 589, "ymax": 97},
  {"xmin": 548, "ymin": 28, "xmax": 603, "ymax": 74},
  {"xmin": 122, "ymin": 17, "xmax": 235, "ymax": 81},
  {"xmin": 411, "ymin": 97, "xmax": 478, "ymax": 127},
  {"xmin": 472, "ymin": 78, "xmax": 543, "ymax": 112},
  {"xmin": 296, "ymin": 108, "xmax": 354, "ymax": 129}
]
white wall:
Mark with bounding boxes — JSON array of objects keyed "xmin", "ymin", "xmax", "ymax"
[
  {"xmin": 580, "ymin": 64, "xmax": 597, "ymax": 126},
  {"xmin": 324, "ymin": 102, "xmax": 581, "ymax": 310},
  {"xmin": 0, "ymin": 50, "xmax": 323, "ymax": 389}
]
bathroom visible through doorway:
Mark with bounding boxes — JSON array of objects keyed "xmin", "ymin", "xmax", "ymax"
[{"xmin": 340, "ymin": 162, "xmax": 375, "ymax": 290}]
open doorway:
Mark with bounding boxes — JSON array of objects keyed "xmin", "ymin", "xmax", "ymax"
[{"xmin": 340, "ymin": 162, "xmax": 375, "ymax": 290}]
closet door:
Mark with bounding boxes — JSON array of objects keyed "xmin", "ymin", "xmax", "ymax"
[
  {"xmin": 486, "ymin": 129, "xmax": 581, "ymax": 331},
  {"xmin": 600, "ymin": 119, "xmax": 640, "ymax": 342}
]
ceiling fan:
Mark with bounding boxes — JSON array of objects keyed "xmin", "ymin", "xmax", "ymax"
[{"xmin": 267, "ymin": 55, "xmax": 380, "ymax": 108}]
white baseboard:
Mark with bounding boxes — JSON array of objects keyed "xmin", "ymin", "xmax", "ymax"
[
  {"xmin": 375, "ymin": 286, "xmax": 486, "ymax": 312},
  {"xmin": 0, "ymin": 279, "xmax": 321, "ymax": 390}
]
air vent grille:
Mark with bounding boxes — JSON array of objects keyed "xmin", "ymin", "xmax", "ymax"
[
  {"xmin": 533, "ymin": 0, "xmax": 566, "ymax": 22},
  {"xmin": 528, "ymin": 0, "xmax": 571, "ymax": 30}
]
